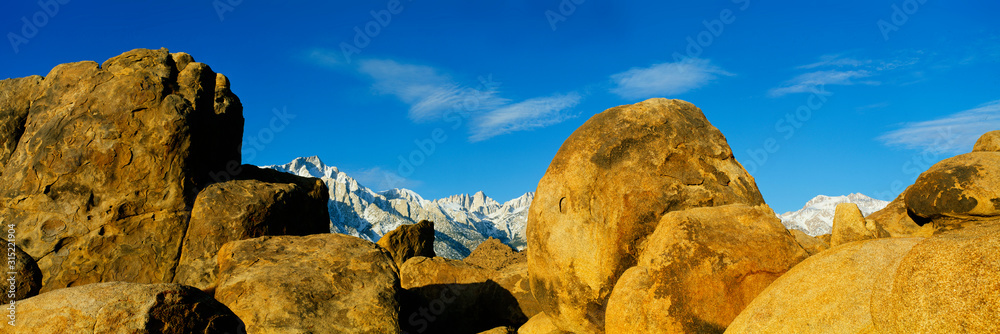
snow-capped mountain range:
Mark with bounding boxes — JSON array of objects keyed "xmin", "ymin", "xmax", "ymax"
[
  {"xmin": 779, "ymin": 193, "xmax": 889, "ymax": 236},
  {"xmin": 265, "ymin": 156, "xmax": 531, "ymax": 259}
]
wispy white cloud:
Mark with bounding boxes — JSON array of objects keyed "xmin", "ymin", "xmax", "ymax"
[
  {"xmin": 356, "ymin": 58, "xmax": 580, "ymax": 141},
  {"xmin": 878, "ymin": 99, "xmax": 1000, "ymax": 154},
  {"xmin": 770, "ymin": 52, "xmax": 922, "ymax": 97},
  {"xmin": 348, "ymin": 166, "xmax": 422, "ymax": 191},
  {"xmin": 358, "ymin": 59, "xmax": 507, "ymax": 122},
  {"xmin": 610, "ymin": 58, "xmax": 733, "ymax": 100},
  {"xmin": 469, "ymin": 92, "xmax": 582, "ymax": 142},
  {"xmin": 797, "ymin": 54, "xmax": 871, "ymax": 69},
  {"xmin": 306, "ymin": 48, "xmax": 343, "ymax": 68},
  {"xmin": 768, "ymin": 70, "xmax": 876, "ymax": 97}
]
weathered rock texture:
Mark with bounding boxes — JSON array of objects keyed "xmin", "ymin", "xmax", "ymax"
[
  {"xmin": 871, "ymin": 221, "xmax": 1000, "ymax": 332},
  {"xmin": 0, "ymin": 75, "xmax": 43, "ymax": 171},
  {"xmin": 0, "ymin": 48, "xmax": 243, "ymax": 291},
  {"xmin": 517, "ymin": 313, "xmax": 567, "ymax": 334},
  {"xmin": 973, "ymin": 130, "xmax": 1000, "ymax": 152},
  {"xmin": 789, "ymin": 228, "xmax": 829, "ymax": 256},
  {"xmin": 604, "ymin": 204, "xmax": 808, "ymax": 333},
  {"xmin": 215, "ymin": 234, "xmax": 400, "ymax": 334},
  {"xmin": 527, "ymin": 98, "xmax": 767, "ymax": 332},
  {"xmin": 15, "ymin": 282, "xmax": 244, "ymax": 333},
  {"xmin": 865, "ymin": 194, "xmax": 925, "ymax": 237},
  {"xmin": 174, "ymin": 165, "xmax": 329, "ymax": 290},
  {"xmin": 377, "ymin": 219, "xmax": 436, "ymax": 268},
  {"xmin": 869, "ymin": 131, "xmax": 1000, "ymax": 232},
  {"xmin": 831, "ymin": 203, "xmax": 889, "ymax": 247},
  {"xmin": 400, "ymin": 256, "xmax": 528, "ymax": 333},
  {"xmin": 4, "ymin": 244, "xmax": 42, "ymax": 303},
  {"xmin": 726, "ymin": 237, "xmax": 924, "ymax": 333},
  {"xmin": 493, "ymin": 262, "xmax": 544, "ymax": 321},
  {"xmin": 479, "ymin": 326, "xmax": 517, "ymax": 334},
  {"xmin": 903, "ymin": 152, "xmax": 1000, "ymax": 224},
  {"xmin": 464, "ymin": 236, "xmax": 526, "ymax": 271}
]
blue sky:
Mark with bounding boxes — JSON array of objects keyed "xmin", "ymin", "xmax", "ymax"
[{"xmin": 2, "ymin": 0, "xmax": 998, "ymax": 213}]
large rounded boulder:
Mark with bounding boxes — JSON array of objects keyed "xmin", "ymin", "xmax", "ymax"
[
  {"xmin": 527, "ymin": 98, "xmax": 765, "ymax": 332},
  {"xmin": 871, "ymin": 221, "xmax": 1000, "ymax": 332},
  {"xmin": 214, "ymin": 234, "xmax": 401, "ymax": 334},
  {"xmin": 903, "ymin": 152, "xmax": 1000, "ymax": 224},
  {"xmin": 0, "ymin": 48, "xmax": 244, "ymax": 291},
  {"xmin": 605, "ymin": 204, "xmax": 807, "ymax": 333},
  {"xmin": 15, "ymin": 282, "xmax": 244, "ymax": 333}
]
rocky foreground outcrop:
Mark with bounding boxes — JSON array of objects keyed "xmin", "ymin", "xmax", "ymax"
[
  {"xmin": 399, "ymin": 240, "xmax": 541, "ymax": 334},
  {"xmin": 215, "ymin": 234, "xmax": 401, "ymax": 333},
  {"xmin": 15, "ymin": 282, "xmax": 244, "ymax": 333},
  {"xmin": 605, "ymin": 204, "xmax": 807, "ymax": 333},
  {"xmin": 1, "ymin": 49, "xmax": 336, "ymax": 332},
  {"xmin": 527, "ymin": 98, "xmax": 804, "ymax": 333},
  {"xmin": 730, "ymin": 132, "xmax": 1000, "ymax": 333},
  {"xmin": 3, "ymin": 245, "xmax": 42, "ymax": 304},
  {"xmin": 378, "ymin": 219, "xmax": 437, "ymax": 268},
  {"xmin": 0, "ymin": 48, "xmax": 329, "ymax": 296},
  {"xmin": 174, "ymin": 165, "xmax": 330, "ymax": 291}
]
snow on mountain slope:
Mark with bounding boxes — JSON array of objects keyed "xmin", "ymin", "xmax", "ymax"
[
  {"xmin": 265, "ymin": 156, "xmax": 532, "ymax": 259},
  {"xmin": 779, "ymin": 193, "xmax": 889, "ymax": 236}
]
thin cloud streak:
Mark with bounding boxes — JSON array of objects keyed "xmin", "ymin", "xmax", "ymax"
[
  {"xmin": 357, "ymin": 58, "xmax": 579, "ymax": 141},
  {"xmin": 469, "ymin": 92, "xmax": 582, "ymax": 142},
  {"xmin": 768, "ymin": 70, "xmax": 875, "ymax": 97},
  {"xmin": 879, "ymin": 99, "xmax": 1000, "ymax": 154},
  {"xmin": 358, "ymin": 59, "xmax": 507, "ymax": 122},
  {"xmin": 610, "ymin": 58, "xmax": 733, "ymax": 100}
]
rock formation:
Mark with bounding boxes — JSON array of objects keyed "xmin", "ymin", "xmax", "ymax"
[
  {"xmin": 215, "ymin": 234, "xmax": 401, "ymax": 333},
  {"xmin": 831, "ymin": 203, "xmax": 889, "ymax": 247},
  {"xmin": 730, "ymin": 131, "xmax": 1000, "ymax": 333},
  {"xmin": 174, "ymin": 165, "xmax": 330, "ymax": 290},
  {"xmin": 0, "ymin": 75, "xmax": 43, "ymax": 171},
  {"xmin": 604, "ymin": 204, "xmax": 807, "ymax": 333},
  {"xmin": 464, "ymin": 236, "xmax": 526, "ymax": 271},
  {"xmin": 518, "ymin": 313, "xmax": 566, "ymax": 334},
  {"xmin": 871, "ymin": 221, "xmax": 1000, "ymax": 332},
  {"xmin": 377, "ymin": 219, "xmax": 436, "ymax": 268},
  {"xmin": 15, "ymin": 282, "xmax": 244, "ymax": 333},
  {"xmin": 0, "ymin": 49, "xmax": 331, "ymax": 298},
  {"xmin": 0, "ymin": 48, "xmax": 242, "ymax": 291},
  {"xmin": 725, "ymin": 237, "xmax": 925, "ymax": 333},
  {"xmin": 527, "ymin": 98, "xmax": 776, "ymax": 332},
  {"xmin": 973, "ymin": 130, "xmax": 1000, "ymax": 152},
  {"xmin": 868, "ymin": 131, "xmax": 1000, "ymax": 233},
  {"xmin": 789, "ymin": 228, "xmax": 829, "ymax": 256},
  {"xmin": 903, "ymin": 152, "xmax": 1000, "ymax": 225},
  {"xmin": 399, "ymin": 256, "xmax": 528, "ymax": 333},
  {"xmin": 4, "ymin": 245, "xmax": 42, "ymax": 303}
]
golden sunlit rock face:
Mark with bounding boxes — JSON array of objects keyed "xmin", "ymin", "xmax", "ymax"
[
  {"xmin": 5, "ymin": 49, "xmax": 998, "ymax": 334},
  {"xmin": 527, "ymin": 98, "xmax": 785, "ymax": 333}
]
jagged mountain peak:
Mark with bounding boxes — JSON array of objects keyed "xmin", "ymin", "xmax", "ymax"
[
  {"xmin": 263, "ymin": 156, "xmax": 532, "ymax": 258},
  {"xmin": 780, "ymin": 193, "xmax": 889, "ymax": 236}
]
